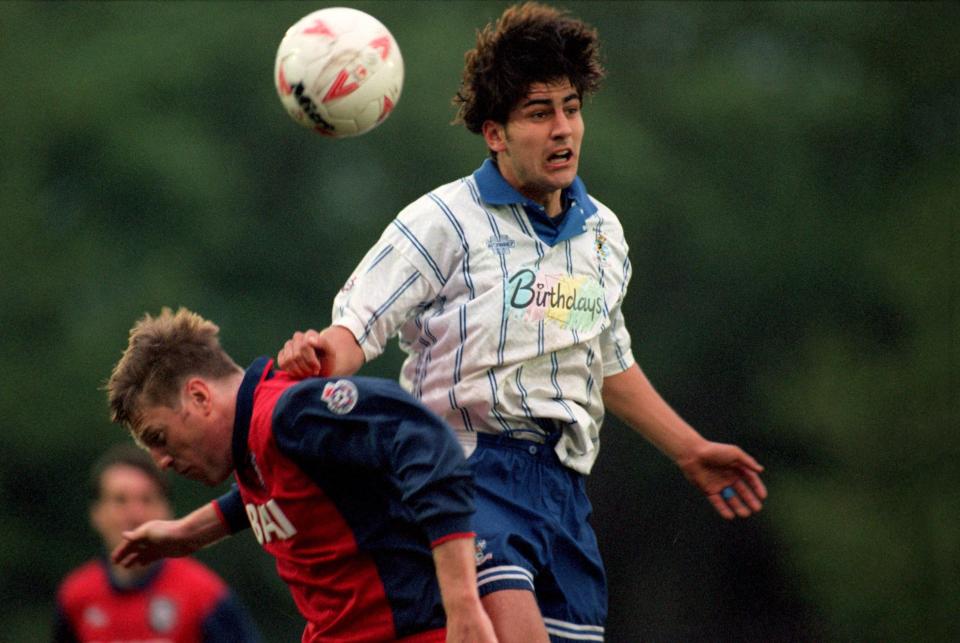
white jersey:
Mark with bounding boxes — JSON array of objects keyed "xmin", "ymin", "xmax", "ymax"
[{"xmin": 332, "ymin": 160, "xmax": 635, "ymax": 474}]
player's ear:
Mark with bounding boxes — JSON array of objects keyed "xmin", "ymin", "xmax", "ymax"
[
  {"xmin": 482, "ymin": 120, "xmax": 507, "ymax": 154},
  {"xmin": 89, "ymin": 500, "xmax": 107, "ymax": 537},
  {"xmin": 184, "ymin": 378, "xmax": 212, "ymax": 413}
]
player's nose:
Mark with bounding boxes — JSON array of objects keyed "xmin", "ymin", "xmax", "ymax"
[
  {"xmin": 551, "ymin": 108, "xmax": 573, "ymax": 137},
  {"xmin": 150, "ymin": 450, "xmax": 174, "ymax": 471}
]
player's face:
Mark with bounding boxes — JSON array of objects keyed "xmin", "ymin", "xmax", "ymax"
[
  {"xmin": 135, "ymin": 386, "xmax": 233, "ymax": 486},
  {"xmin": 91, "ymin": 465, "xmax": 171, "ymax": 552},
  {"xmin": 483, "ymin": 79, "xmax": 584, "ymax": 216}
]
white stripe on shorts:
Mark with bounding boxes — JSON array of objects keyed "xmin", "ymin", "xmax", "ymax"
[
  {"xmin": 543, "ymin": 617, "xmax": 605, "ymax": 641},
  {"xmin": 476, "ymin": 565, "xmax": 535, "ymax": 590}
]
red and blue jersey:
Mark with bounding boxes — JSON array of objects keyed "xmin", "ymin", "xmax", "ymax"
[
  {"xmin": 214, "ymin": 357, "xmax": 475, "ymax": 642},
  {"xmin": 53, "ymin": 556, "xmax": 261, "ymax": 643}
]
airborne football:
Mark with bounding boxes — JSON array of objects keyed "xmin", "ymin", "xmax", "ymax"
[{"xmin": 274, "ymin": 7, "xmax": 404, "ymax": 138}]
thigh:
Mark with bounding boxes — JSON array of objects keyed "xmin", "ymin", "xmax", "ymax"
[
  {"xmin": 481, "ymin": 590, "xmax": 549, "ymax": 643},
  {"xmin": 470, "ymin": 441, "xmax": 547, "ymax": 596},
  {"xmin": 469, "ymin": 438, "xmax": 608, "ymax": 640},
  {"xmin": 536, "ymin": 469, "xmax": 608, "ymax": 640}
]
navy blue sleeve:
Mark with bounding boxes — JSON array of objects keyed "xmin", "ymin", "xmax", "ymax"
[
  {"xmin": 51, "ymin": 605, "xmax": 79, "ymax": 643},
  {"xmin": 272, "ymin": 377, "xmax": 474, "ymax": 543},
  {"xmin": 201, "ymin": 592, "xmax": 263, "ymax": 643},
  {"xmin": 214, "ymin": 485, "xmax": 250, "ymax": 534}
]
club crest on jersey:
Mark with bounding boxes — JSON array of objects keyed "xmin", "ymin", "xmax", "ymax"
[
  {"xmin": 474, "ymin": 538, "xmax": 492, "ymax": 566},
  {"xmin": 487, "ymin": 234, "xmax": 516, "ymax": 256},
  {"xmin": 148, "ymin": 596, "xmax": 177, "ymax": 633},
  {"xmin": 322, "ymin": 379, "xmax": 358, "ymax": 414},
  {"xmin": 340, "ymin": 275, "xmax": 357, "ymax": 294},
  {"xmin": 595, "ymin": 231, "xmax": 610, "ymax": 264}
]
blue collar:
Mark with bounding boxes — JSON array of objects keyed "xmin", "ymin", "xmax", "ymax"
[
  {"xmin": 101, "ymin": 555, "xmax": 165, "ymax": 593},
  {"xmin": 472, "ymin": 158, "xmax": 596, "ymax": 246},
  {"xmin": 231, "ymin": 356, "xmax": 273, "ymax": 485}
]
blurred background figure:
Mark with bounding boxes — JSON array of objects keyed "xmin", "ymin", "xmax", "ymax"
[{"xmin": 52, "ymin": 444, "xmax": 261, "ymax": 643}]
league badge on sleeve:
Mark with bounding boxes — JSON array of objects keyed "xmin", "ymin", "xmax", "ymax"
[{"xmin": 322, "ymin": 380, "xmax": 359, "ymax": 415}]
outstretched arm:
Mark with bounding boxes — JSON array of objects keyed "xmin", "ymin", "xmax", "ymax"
[
  {"xmin": 602, "ymin": 364, "xmax": 767, "ymax": 519},
  {"xmin": 112, "ymin": 501, "xmax": 231, "ymax": 567},
  {"xmin": 432, "ymin": 537, "xmax": 498, "ymax": 642},
  {"xmin": 277, "ymin": 325, "xmax": 365, "ymax": 378}
]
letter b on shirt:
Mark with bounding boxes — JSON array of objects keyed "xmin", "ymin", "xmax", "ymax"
[{"xmin": 245, "ymin": 499, "xmax": 298, "ymax": 545}]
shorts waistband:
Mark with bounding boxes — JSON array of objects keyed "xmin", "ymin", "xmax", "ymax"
[{"xmin": 476, "ymin": 431, "xmax": 561, "ymax": 460}]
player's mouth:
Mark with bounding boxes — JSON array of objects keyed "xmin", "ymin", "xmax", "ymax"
[{"xmin": 546, "ymin": 149, "xmax": 575, "ymax": 168}]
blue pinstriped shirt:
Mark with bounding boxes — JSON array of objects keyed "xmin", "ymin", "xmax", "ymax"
[{"xmin": 332, "ymin": 161, "xmax": 634, "ymax": 474}]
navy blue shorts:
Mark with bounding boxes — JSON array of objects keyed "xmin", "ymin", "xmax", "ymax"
[{"xmin": 469, "ymin": 432, "xmax": 607, "ymax": 641}]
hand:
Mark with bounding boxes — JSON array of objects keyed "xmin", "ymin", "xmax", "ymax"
[
  {"xmin": 277, "ymin": 326, "xmax": 365, "ymax": 378},
  {"xmin": 111, "ymin": 519, "xmax": 198, "ymax": 568},
  {"xmin": 676, "ymin": 441, "xmax": 767, "ymax": 520},
  {"xmin": 277, "ymin": 329, "xmax": 327, "ymax": 378}
]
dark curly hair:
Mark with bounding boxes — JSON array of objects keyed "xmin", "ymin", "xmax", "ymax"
[{"xmin": 453, "ymin": 2, "xmax": 605, "ymax": 133}]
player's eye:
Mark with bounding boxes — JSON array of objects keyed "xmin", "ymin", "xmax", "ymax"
[{"xmin": 141, "ymin": 430, "xmax": 165, "ymax": 448}]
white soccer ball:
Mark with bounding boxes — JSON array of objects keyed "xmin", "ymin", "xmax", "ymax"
[{"xmin": 274, "ymin": 7, "xmax": 404, "ymax": 138}]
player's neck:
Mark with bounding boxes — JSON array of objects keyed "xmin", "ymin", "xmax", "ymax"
[{"xmin": 110, "ymin": 560, "xmax": 155, "ymax": 588}]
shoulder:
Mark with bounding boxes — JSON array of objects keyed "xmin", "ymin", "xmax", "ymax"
[
  {"xmin": 57, "ymin": 560, "xmax": 105, "ymax": 602},
  {"xmin": 395, "ymin": 176, "xmax": 482, "ymax": 232},
  {"xmin": 275, "ymin": 376, "xmax": 420, "ymax": 422},
  {"xmin": 586, "ymin": 194, "xmax": 625, "ymax": 234}
]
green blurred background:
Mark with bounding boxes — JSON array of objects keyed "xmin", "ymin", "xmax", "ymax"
[{"xmin": 1, "ymin": 1, "xmax": 957, "ymax": 640}]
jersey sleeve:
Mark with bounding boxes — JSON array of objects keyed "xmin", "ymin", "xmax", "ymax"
[
  {"xmin": 332, "ymin": 242, "xmax": 434, "ymax": 363},
  {"xmin": 599, "ymin": 303, "xmax": 635, "ymax": 376},
  {"xmin": 271, "ymin": 377, "xmax": 474, "ymax": 544},
  {"xmin": 213, "ymin": 486, "xmax": 250, "ymax": 534},
  {"xmin": 201, "ymin": 592, "xmax": 263, "ymax": 643},
  {"xmin": 331, "ymin": 195, "xmax": 461, "ymax": 363},
  {"xmin": 599, "ymin": 244, "xmax": 635, "ymax": 376},
  {"xmin": 51, "ymin": 603, "xmax": 79, "ymax": 643}
]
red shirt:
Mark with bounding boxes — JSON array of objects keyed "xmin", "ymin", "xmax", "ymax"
[{"xmin": 56, "ymin": 558, "xmax": 232, "ymax": 643}]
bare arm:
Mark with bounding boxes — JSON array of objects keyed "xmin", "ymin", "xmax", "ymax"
[
  {"xmin": 602, "ymin": 364, "xmax": 767, "ymax": 519},
  {"xmin": 277, "ymin": 325, "xmax": 365, "ymax": 377},
  {"xmin": 112, "ymin": 501, "xmax": 231, "ymax": 568},
  {"xmin": 432, "ymin": 537, "xmax": 498, "ymax": 643}
]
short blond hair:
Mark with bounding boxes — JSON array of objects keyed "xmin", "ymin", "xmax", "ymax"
[{"xmin": 107, "ymin": 307, "xmax": 241, "ymax": 432}]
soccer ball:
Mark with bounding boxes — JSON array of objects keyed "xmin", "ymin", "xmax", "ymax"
[{"xmin": 274, "ymin": 7, "xmax": 404, "ymax": 138}]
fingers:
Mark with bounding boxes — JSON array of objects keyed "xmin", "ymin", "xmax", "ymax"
[
  {"xmin": 278, "ymin": 330, "xmax": 324, "ymax": 377},
  {"xmin": 730, "ymin": 477, "xmax": 763, "ymax": 514},
  {"xmin": 111, "ymin": 541, "xmax": 133, "ymax": 565},
  {"xmin": 707, "ymin": 492, "xmax": 737, "ymax": 520},
  {"xmin": 739, "ymin": 467, "xmax": 767, "ymax": 501},
  {"xmin": 710, "ymin": 468, "xmax": 767, "ymax": 520},
  {"xmin": 112, "ymin": 534, "xmax": 146, "ymax": 567},
  {"xmin": 722, "ymin": 444, "xmax": 763, "ymax": 473},
  {"xmin": 739, "ymin": 451, "xmax": 764, "ymax": 473}
]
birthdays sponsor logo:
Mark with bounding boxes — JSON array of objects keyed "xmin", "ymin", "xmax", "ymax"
[{"xmin": 504, "ymin": 268, "xmax": 604, "ymax": 331}]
